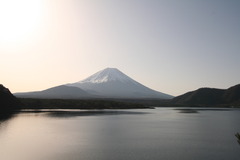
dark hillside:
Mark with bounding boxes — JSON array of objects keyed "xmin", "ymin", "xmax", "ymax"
[
  {"xmin": 0, "ymin": 84, "xmax": 21, "ymax": 113},
  {"xmin": 171, "ymin": 84, "xmax": 240, "ymax": 107},
  {"xmin": 223, "ymin": 84, "xmax": 240, "ymax": 105}
]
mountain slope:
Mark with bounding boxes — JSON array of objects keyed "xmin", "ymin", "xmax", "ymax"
[
  {"xmin": 223, "ymin": 84, "xmax": 240, "ymax": 105},
  {"xmin": 171, "ymin": 84, "xmax": 240, "ymax": 106},
  {"xmin": 0, "ymin": 84, "xmax": 21, "ymax": 112},
  {"xmin": 14, "ymin": 68, "xmax": 173, "ymax": 99},
  {"xmin": 67, "ymin": 68, "xmax": 173, "ymax": 99},
  {"xmin": 15, "ymin": 85, "xmax": 92, "ymax": 99}
]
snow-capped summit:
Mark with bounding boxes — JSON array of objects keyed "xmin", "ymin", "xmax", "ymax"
[
  {"xmin": 68, "ymin": 68, "xmax": 173, "ymax": 99},
  {"xmin": 79, "ymin": 68, "xmax": 138, "ymax": 84}
]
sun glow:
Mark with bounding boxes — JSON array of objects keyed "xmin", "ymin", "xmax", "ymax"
[{"xmin": 0, "ymin": 0, "xmax": 45, "ymax": 48}]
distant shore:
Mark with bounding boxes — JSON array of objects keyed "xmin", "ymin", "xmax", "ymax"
[
  {"xmin": 18, "ymin": 98, "xmax": 240, "ymax": 110},
  {"xmin": 19, "ymin": 98, "xmax": 152, "ymax": 109}
]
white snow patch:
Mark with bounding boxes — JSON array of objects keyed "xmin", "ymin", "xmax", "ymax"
[{"xmin": 78, "ymin": 68, "xmax": 137, "ymax": 84}]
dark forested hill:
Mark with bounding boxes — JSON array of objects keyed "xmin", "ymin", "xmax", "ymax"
[
  {"xmin": 223, "ymin": 84, "xmax": 240, "ymax": 105},
  {"xmin": 0, "ymin": 84, "xmax": 21, "ymax": 113},
  {"xmin": 171, "ymin": 84, "xmax": 240, "ymax": 107}
]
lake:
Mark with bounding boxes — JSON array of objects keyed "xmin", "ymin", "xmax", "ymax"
[{"xmin": 0, "ymin": 108, "xmax": 240, "ymax": 160}]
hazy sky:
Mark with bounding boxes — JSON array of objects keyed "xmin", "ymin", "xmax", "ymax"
[{"xmin": 1, "ymin": 0, "xmax": 240, "ymax": 96}]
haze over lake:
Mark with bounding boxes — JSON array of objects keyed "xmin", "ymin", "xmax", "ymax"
[{"xmin": 0, "ymin": 108, "xmax": 240, "ymax": 160}]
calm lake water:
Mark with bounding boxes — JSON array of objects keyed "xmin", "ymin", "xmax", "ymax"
[{"xmin": 0, "ymin": 108, "xmax": 240, "ymax": 160}]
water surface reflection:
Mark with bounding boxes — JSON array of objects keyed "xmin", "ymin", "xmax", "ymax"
[
  {"xmin": 0, "ymin": 108, "xmax": 240, "ymax": 160},
  {"xmin": 20, "ymin": 109, "xmax": 150, "ymax": 118}
]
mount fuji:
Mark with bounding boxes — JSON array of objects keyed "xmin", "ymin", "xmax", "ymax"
[
  {"xmin": 67, "ymin": 68, "xmax": 173, "ymax": 99},
  {"xmin": 15, "ymin": 68, "xmax": 173, "ymax": 99}
]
